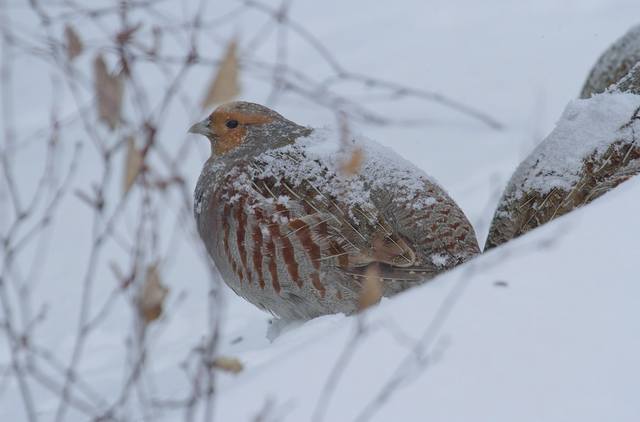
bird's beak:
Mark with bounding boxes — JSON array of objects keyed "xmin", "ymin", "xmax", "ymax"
[{"xmin": 188, "ymin": 118, "xmax": 212, "ymax": 137}]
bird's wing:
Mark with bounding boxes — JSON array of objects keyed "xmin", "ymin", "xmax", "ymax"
[{"xmin": 239, "ymin": 152, "xmax": 424, "ymax": 272}]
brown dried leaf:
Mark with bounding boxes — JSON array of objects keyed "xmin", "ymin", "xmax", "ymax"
[
  {"xmin": 123, "ymin": 137, "xmax": 143, "ymax": 194},
  {"xmin": 201, "ymin": 39, "xmax": 240, "ymax": 109},
  {"xmin": 94, "ymin": 55, "xmax": 123, "ymax": 130},
  {"xmin": 211, "ymin": 356, "xmax": 243, "ymax": 374},
  {"xmin": 341, "ymin": 148, "xmax": 364, "ymax": 175},
  {"xmin": 64, "ymin": 25, "xmax": 83, "ymax": 60},
  {"xmin": 116, "ymin": 23, "xmax": 142, "ymax": 45},
  {"xmin": 138, "ymin": 264, "xmax": 169, "ymax": 324},
  {"xmin": 357, "ymin": 265, "xmax": 383, "ymax": 311}
]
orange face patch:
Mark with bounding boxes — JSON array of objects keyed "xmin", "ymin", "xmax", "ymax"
[{"xmin": 209, "ymin": 110, "xmax": 273, "ymax": 155}]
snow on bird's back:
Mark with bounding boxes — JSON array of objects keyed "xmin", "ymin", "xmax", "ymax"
[
  {"xmin": 512, "ymin": 92, "xmax": 640, "ymax": 196},
  {"xmin": 300, "ymin": 128, "xmax": 445, "ymax": 204},
  {"xmin": 253, "ymin": 127, "xmax": 445, "ymax": 213}
]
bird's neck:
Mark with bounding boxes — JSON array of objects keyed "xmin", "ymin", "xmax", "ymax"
[{"xmin": 208, "ymin": 125, "xmax": 313, "ymax": 162}]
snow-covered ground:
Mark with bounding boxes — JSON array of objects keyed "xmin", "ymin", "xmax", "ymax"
[{"xmin": 1, "ymin": 0, "xmax": 639, "ymax": 421}]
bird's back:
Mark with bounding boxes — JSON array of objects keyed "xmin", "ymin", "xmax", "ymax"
[{"xmin": 486, "ymin": 93, "xmax": 640, "ymax": 250}]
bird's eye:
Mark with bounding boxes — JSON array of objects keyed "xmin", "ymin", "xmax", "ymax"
[{"xmin": 225, "ymin": 119, "xmax": 239, "ymax": 129}]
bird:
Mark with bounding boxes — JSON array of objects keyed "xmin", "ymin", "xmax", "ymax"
[
  {"xmin": 614, "ymin": 62, "xmax": 640, "ymax": 96},
  {"xmin": 189, "ymin": 101, "xmax": 480, "ymax": 319},
  {"xmin": 580, "ymin": 24, "xmax": 640, "ymax": 99},
  {"xmin": 485, "ymin": 87, "xmax": 640, "ymax": 251}
]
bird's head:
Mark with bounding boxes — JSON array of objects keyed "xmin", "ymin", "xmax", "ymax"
[{"xmin": 188, "ymin": 101, "xmax": 311, "ymax": 156}]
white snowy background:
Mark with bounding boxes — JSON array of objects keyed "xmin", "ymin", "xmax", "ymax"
[{"xmin": 1, "ymin": 0, "xmax": 639, "ymax": 421}]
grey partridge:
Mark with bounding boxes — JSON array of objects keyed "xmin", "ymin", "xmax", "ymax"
[
  {"xmin": 486, "ymin": 86, "xmax": 640, "ymax": 251},
  {"xmin": 190, "ymin": 101, "xmax": 480, "ymax": 319},
  {"xmin": 581, "ymin": 23, "xmax": 640, "ymax": 98}
]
